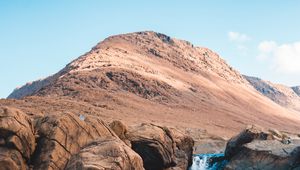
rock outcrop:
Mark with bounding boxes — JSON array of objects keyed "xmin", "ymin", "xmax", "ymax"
[
  {"xmin": 66, "ymin": 136, "xmax": 144, "ymax": 170},
  {"xmin": 0, "ymin": 107, "xmax": 35, "ymax": 170},
  {"xmin": 225, "ymin": 125, "xmax": 300, "ymax": 170},
  {"xmin": 0, "ymin": 106, "xmax": 194, "ymax": 170},
  {"xmin": 126, "ymin": 123, "xmax": 194, "ymax": 170},
  {"xmin": 32, "ymin": 112, "xmax": 116, "ymax": 169}
]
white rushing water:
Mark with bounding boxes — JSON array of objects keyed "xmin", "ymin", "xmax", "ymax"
[
  {"xmin": 190, "ymin": 156, "xmax": 209, "ymax": 170},
  {"xmin": 189, "ymin": 153, "xmax": 227, "ymax": 170}
]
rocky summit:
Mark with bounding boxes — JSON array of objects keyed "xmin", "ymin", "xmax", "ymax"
[{"xmin": 1, "ymin": 31, "xmax": 300, "ymax": 169}]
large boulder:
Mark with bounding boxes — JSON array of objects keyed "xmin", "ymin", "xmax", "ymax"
[
  {"xmin": 225, "ymin": 125, "xmax": 300, "ymax": 170},
  {"xmin": 126, "ymin": 123, "xmax": 194, "ymax": 170},
  {"xmin": 0, "ymin": 107, "xmax": 35, "ymax": 170},
  {"xmin": 225, "ymin": 140, "xmax": 300, "ymax": 170},
  {"xmin": 66, "ymin": 136, "xmax": 144, "ymax": 170},
  {"xmin": 32, "ymin": 112, "xmax": 116, "ymax": 169},
  {"xmin": 225, "ymin": 125, "xmax": 280, "ymax": 159}
]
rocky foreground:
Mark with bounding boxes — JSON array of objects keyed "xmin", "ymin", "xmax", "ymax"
[
  {"xmin": 1, "ymin": 105, "xmax": 300, "ymax": 170},
  {"xmin": 0, "ymin": 106, "xmax": 194, "ymax": 170}
]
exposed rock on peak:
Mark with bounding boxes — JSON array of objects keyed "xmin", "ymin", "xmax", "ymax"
[
  {"xmin": 8, "ymin": 31, "xmax": 248, "ymax": 100},
  {"xmin": 70, "ymin": 31, "xmax": 247, "ymax": 84}
]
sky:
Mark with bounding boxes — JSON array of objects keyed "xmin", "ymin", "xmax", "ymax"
[{"xmin": 1, "ymin": 1, "xmax": 300, "ymax": 98}]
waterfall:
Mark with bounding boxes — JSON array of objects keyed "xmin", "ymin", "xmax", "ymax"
[
  {"xmin": 189, "ymin": 153, "xmax": 227, "ymax": 170},
  {"xmin": 190, "ymin": 156, "xmax": 209, "ymax": 170}
]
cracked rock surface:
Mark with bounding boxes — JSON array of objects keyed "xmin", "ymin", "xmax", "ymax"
[
  {"xmin": 66, "ymin": 136, "xmax": 144, "ymax": 170},
  {"xmin": 0, "ymin": 106, "xmax": 194, "ymax": 170},
  {"xmin": 0, "ymin": 106, "xmax": 35, "ymax": 170},
  {"xmin": 32, "ymin": 112, "xmax": 116, "ymax": 170},
  {"xmin": 225, "ymin": 125, "xmax": 300, "ymax": 170}
]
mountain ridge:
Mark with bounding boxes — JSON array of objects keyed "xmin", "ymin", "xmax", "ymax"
[
  {"xmin": 4, "ymin": 31, "xmax": 300, "ymax": 137},
  {"xmin": 244, "ymin": 75, "xmax": 300, "ymax": 112}
]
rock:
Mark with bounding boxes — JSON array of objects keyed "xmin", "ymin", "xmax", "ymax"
[
  {"xmin": 65, "ymin": 136, "xmax": 144, "ymax": 170},
  {"xmin": 109, "ymin": 120, "xmax": 132, "ymax": 147},
  {"xmin": 184, "ymin": 127, "xmax": 227, "ymax": 154},
  {"xmin": 0, "ymin": 107, "xmax": 35, "ymax": 170},
  {"xmin": 32, "ymin": 112, "xmax": 116, "ymax": 169},
  {"xmin": 224, "ymin": 125, "xmax": 300, "ymax": 170},
  {"xmin": 225, "ymin": 140, "xmax": 300, "ymax": 170},
  {"xmin": 225, "ymin": 125, "xmax": 276, "ymax": 159},
  {"xmin": 109, "ymin": 120, "xmax": 127, "ymax": 140},
  {"xmin": 126, "ymin": 123, "xmax": 194, "ymax": 170},
  {"xmin": 0, "ymin": 147, "xmax": 27, "ymax": 170}
]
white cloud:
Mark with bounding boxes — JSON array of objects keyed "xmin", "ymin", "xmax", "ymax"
[
  {"xmin": 257, "ymin": 41, "xmax": 300, "ymax": 74},
  {"xmin": 228, "ymin": 31, "xmax": 251, "ymax": 43},
  {"xmin": 257, "ymin": 41, "xmax": 277, "ymax": 61},
  {"xmin": 258, "ymin": 41, "xmax": 277, "ymax": 53}
]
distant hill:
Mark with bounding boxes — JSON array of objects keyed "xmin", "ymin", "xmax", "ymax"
[{"xmin": 244, "ymin": 75, "xmax": 300, "ymax": 112}]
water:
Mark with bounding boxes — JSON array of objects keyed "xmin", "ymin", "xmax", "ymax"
[{"xmin": 190, "ymin": 153, "xmax": 227, "ymax": 170}]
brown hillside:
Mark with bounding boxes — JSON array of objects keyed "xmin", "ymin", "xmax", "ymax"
[{"xmin": 4, "ymin": 31, "xmax": 300, "ymax": 138}]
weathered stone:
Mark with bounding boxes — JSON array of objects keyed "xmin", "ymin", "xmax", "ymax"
[
  {"xmin": 109, "ymin": 120, "xmax": 131, "ymax": 146},
  {"xmin": 225, "ymin": 140, "xmax": 300, "ymax": 170},
  {"xmin": 225, "ymin": 125, "xmax": 274, "ymax": 159},
  {"xmin": 126, "ymin": 123, "xmax": 194, "ymax": 170},
  {"xmin": 0, "ymin": 107, "xmax": 35, "ymax": 170},
  {"xmin": 66, "ymin": 136, "xmax": 144, "ymax": 170},
  {"xmin": 0, "ymin": 147, "xmax": 27, "ymax": 170},
  {"xmin": 225, "ymin": 125, "xmax": 300, "ymax": 170},
  {"xmin": 32, "ymin": 112, "xmax": 116, "ymax": 170}
]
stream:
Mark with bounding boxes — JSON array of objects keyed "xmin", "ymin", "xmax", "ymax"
[{"xmin": 189, "ymin": 153, "xmax": 227, "ymax": 170}]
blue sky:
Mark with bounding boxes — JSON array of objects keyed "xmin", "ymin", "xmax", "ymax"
[{"xmin": 1, "ymin": 0, "xmax": 300, "ymax": 98}]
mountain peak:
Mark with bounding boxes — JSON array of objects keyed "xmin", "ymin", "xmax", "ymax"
[
  {"xmin": 8, "ymin": 31, "xmax": 249, "ymax": 100},
  {"xmin": 67, "ymin": 31, "xmax": 247, "ymax": 84}
]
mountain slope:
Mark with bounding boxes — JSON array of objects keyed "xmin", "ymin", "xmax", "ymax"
[
  {"xmin": 292, "ymin": 86, "xmax": 300, "ymax": 96},
  {"xmin": 245, "ymin": 75, "xmax": 300, "ymax": 112},
  {"xmin": 5, "ymin": 31, "xmax": 300, "ymax": 137}
]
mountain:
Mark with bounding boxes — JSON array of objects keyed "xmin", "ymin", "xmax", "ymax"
[
  {"xmin": 7, "ymin": 75, "xmax": 56, "ymax": 99},
  {"xmin": 292, "ymin": 86, "xmax": 300, "ymax": 96},
  {"xmin": 245, "ymin": 75, "xmax": 300, "ymax": 112},
  {"xmin": 4, "ymin": 31, "xmax": 300, "ymax": 137}
]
